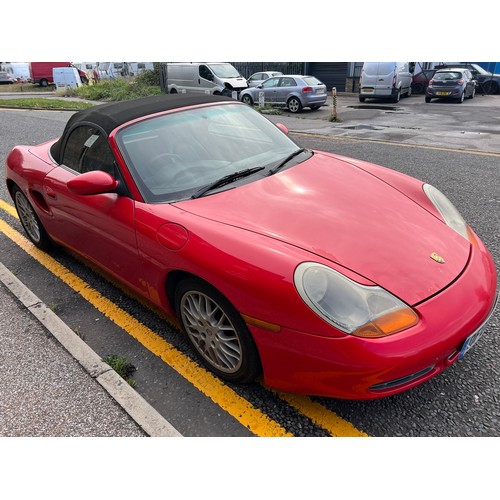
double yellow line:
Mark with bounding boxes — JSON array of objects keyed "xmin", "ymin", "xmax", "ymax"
[{"xmin": 0, "ymin": 198, "xmax": 367, "ymax": 437}]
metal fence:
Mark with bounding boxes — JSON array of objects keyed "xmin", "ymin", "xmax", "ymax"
[{"xmin": 230, "ymin": 62, "xmax": 306, "ymax": 79}]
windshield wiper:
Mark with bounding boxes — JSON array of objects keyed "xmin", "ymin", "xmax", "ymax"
[
  {"xmin": 268, "ymin": 148, "xmax": 306, "ymax": 176},
  {"xmin": 192, "ymin": 166, "xmax": 265, "ymax": 199}
]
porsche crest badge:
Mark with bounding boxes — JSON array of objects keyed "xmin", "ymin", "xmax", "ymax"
[{"xmin": 430, "ymin": 252, "xmax": 445, "ymax": 264}]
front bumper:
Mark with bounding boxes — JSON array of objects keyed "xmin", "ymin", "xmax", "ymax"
[{"xmin": 250, "ymin": 232, "xmax": 498, "ymax": 399}]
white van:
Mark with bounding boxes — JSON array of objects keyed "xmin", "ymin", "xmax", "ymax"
[
  {"xmin": 2, "ymin": 62, "xmax": 31, "ymax": 82},
  {"xmin": 359, "ymin": 62, "xmax": 416, "ymax": 103},
  {"xmin": 166, "ymin": 63, "xmax": 248, "ymax": 96},
  {"xmin": 52, "ymin": 67, "xmax": 82, "ymax": 91}
]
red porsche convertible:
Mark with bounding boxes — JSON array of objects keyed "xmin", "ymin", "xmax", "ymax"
[{"xmin": 5, "ymin": 94, "xmax": 498, "ymax": 399}]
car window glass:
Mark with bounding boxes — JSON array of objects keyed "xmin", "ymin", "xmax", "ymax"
[
  {"xmin": 80, "ymin": 134, "xmax": 117, "ymax": 176},
  {"xmin": 262, "ymin": 77, "xmax": 279, "ymax": 88},
  {"xmin": 434, "ymin": 72, "xmax": 461, "ymax": 81},
  {"xmin": 303, "ymin": 76, "xmax": 322, "ymax": 86},
  {"xmin": 62, "ymin": 126, "xmax": 115, "ymax": 175},
  {"xmin": 280, "ymin": 77, "xmax": 296, "ymax": 87},
  {"xmin": 199, "ymin": 65, "xmax": 212, "ymax": 80},
  {"xmin": 61, "ymin": 125, "xmax": 95, "ymax": 171}
]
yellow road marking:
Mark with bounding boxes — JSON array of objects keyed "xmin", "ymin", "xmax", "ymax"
[
  {"xmin": 275, "ymin": 392, "xmax": 368, "ymax": 437},
  {"xmin": 0, "ymin": 198, "xmax": 367, "ymax": 437}
]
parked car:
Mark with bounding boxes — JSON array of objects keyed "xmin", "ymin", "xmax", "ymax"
[
  {"xmin": 435, "ymin": 63, "xmax": 500, "ymax": 94},
  {"xmin": 0, "ymin": 71, "xmax": 16, "ymax": 84},
  {"xmin": 240, "ymin": 75, "xmax": 327, "ymax": 113},
  {"xmin": 6, "ymin": 94, "xmax": 498, "ymax": 400},
  {"xmin": 425, "ymin": 68, "xmax": 476, "ymax": 103},
  {"xmin": 411, "ymin": 69, "xmax": 436, "ymax": 94},
  {"xmin": 247, "ymin": 71, "xmax": 283, "ymax": 87}
]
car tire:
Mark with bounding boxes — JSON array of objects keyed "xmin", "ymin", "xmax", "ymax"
[
  {"xmin": 359, "ymin": 96, "xmax": 366, "ymax": 102},
  {"xmin": 241, "ymin": 94, "xmax": 253, "ymax": 106},
  {"xmin": 13, "ymin": 186, "xmax": 52, "ymax": 250},
  {"xmin": 469, "ymin": 87, "xmax": 475, "ymax": 99},
  {"xmin": 482, "ymin": 80, "xmax": 498, "ymax": 95},
  {"xmin": 169, "ymin": 88, "xmax": 178, "ymax": 94},
  {"xmin": 458, "ymin": 91, "xmax": 465, "ymax": 103},
  {"xmin": 175, "ymin": 277, "xmax": 262, "ymax": 384},
  {"xmin": 287, "ymin": 97, "xmax": 302, "ymax": 113},
  {"xmin": 392, "ymin": 89, "xmax": 401, "ymax": 103},
  {"xmin": 425, "ymin": 96, "xmax": 432, "ymax": 103},
  {"xmin": 310, "ymin": 105, "xmax": 321, "ymax": 110}
]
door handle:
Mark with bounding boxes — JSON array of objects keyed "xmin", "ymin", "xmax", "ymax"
[{"xmin": 45, "ymin": 186, "xmax": 57, "ymax": 199}]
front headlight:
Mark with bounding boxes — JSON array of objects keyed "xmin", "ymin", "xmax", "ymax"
[
  {"xmin": 423, "ymin": 184, "xmax": 469, "ymax": 240},
  {"xmin": 294, "ymin": 263, "xmax": 418, "ymax": 338}
]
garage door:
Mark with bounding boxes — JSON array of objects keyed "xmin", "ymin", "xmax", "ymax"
[{"xmin": 307, "ymin": 63, "xmax": 348, "ymax": 92}]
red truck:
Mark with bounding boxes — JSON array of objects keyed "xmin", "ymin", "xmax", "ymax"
[{"xmin": 29, "ymin": 62, "xmax": 88, "ymax": 87}]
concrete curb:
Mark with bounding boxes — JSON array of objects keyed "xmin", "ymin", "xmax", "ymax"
[{"xmin": 0, "ymin": 262, "xmax": 182, "ymax": 437}]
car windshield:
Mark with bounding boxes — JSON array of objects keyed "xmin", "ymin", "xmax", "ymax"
[
  {"xmin": 116, "ymin": 103, "xmax": 301, "ymax": 202},
  {"xmin": 470, "ymin": 64, "xmax": 490, "ymax": 76},
  {"xmin": 434, "ymin": 72, "xmax": 462, "ymax": 81},
  {"xmin": 208, "ymin": 64, "xmax": 240, "ymax": 78}
]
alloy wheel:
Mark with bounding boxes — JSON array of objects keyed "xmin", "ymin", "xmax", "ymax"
[
  {"xmin": 15, "ymin": 190, "xmax": 41, "ymax": 243},
  {"xmin": 180, "ymin": 290, "xmax": 243, "ymax": 374}
]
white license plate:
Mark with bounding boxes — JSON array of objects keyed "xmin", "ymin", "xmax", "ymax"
[{"xmin": 316, "ymin": 88, "xmax": 325, "ymax": 94}]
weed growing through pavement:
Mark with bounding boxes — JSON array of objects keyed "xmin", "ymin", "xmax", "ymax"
[{"xmin": 103, "ymin": 354, "xmax": 137, "ymax": 388}]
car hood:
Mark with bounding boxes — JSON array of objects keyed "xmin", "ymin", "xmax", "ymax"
[{"xmin": 175, "ymin": 152, "xmax": 470, "ymax": 305}]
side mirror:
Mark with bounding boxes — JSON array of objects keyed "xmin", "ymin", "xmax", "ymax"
[
  {"xmin": 67, "ymin": 170, "xmax": 118, "ymax": 196},
  {"xmin": 276, "ymin": 123, "xmax": 289, "ymax": 135}
]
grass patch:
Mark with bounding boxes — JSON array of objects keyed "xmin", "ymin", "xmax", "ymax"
[
  {"xmin": 0, "ymin": 98, "xmax": 95, "ymax": 110},
  {"xmin": 258, "ymin": 105, "xmax": 283, "ymax": 115},
  {"xmin": 328, "ymin": 114, "xmax": 343, "ymax": 123},
  {"xmin": 71, "ymin": 77, "xmax": 162, "ymax": 101},
  {"xmin": 103, "ymin": 354, "xmax": 137, "ymax": 388},
  {"xmin": 0, "ymin": 83, "xmax": 54, "ymax": 93}
]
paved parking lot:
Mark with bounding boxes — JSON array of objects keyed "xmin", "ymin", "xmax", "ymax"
[{"xmin": 271, "ymin": 93, "xmax": 500, "ymax": 154}]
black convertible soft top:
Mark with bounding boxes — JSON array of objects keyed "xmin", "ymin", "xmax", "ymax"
[{"xmin": 50, "ymin": 93, "xmax": 234, "ymax": 164}]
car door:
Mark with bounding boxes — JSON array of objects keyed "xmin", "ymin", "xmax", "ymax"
[
  {"xmin": 465, "ymin": 70, "xmax": 474, "ymax": 96},
  {"xmin": 248, "ymin": 72, "xmax": 263, "ymax": 87},
  {"xmin": 275, "ymin": 77, "xmax": 297, "ymax": 105},
  {"xmin": 198, "ymin": 64, "xmax": 216, "ymax": 93},
  {"xmin": 257, "ymin": 76, "xmax": 281, "ymax": 104},
  {"xmin": 42, "ymin": 125, "xmax": 142, "ymax": 290}
]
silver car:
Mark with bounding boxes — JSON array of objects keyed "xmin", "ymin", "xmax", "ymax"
[
  {"xmin": 247, "ymin": 71, "xmax": 283, "ymax": 87},
  {"xmin": 240, "ymin": 74, "xmax": 327, "ymax": 113}
]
